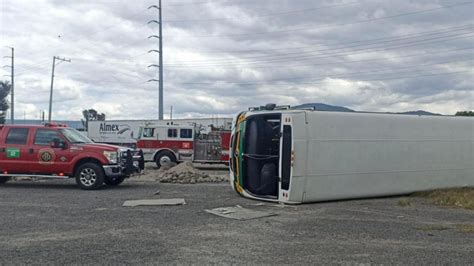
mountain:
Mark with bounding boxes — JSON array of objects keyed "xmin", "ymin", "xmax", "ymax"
[
  {"xmin": 395, "ymin": 110, "xmax": 441, "ymax": 116},
  {"xmin": 293, "ymin": 103, "xmax": 442, "ymax": 116},
  {"xmin": 292, "ymin": 103, "xmax": 355, "ymax": 112}
]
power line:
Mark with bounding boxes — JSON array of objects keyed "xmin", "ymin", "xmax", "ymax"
[
  {"xmin": 164, "ymin": 0, "xmax": 222, "ymax": 7},
  {"xmin": 45, "ymin": 46, "xmax": 474, "ymax": 83},
  {"xmin": 165, "ymin": 1, "xmax": 360, "ymax": 23},
  {"xmin": 15, "ymin": 61, "xmax": 53, "ymax": 75},
  {"xmin": 15, "ymin": 45, "xmax": 474, "ymax": 86},
  {"xmin": 176, "ymin": 57, "xmax": 473, "ymax": 85},
  {"xmin": 180, "ymin": 1, "xmax": 473, "ymax": 38},
  {"xmin": 299, "ymin": 70, "xmax": 471, "ymax": 86},
  {"xmin": 178, "ymin": 71, "xmax": 471, "ymax": 89},
  {"xmin": 165, "ymin": 25, "xmax": 474, "ymax": 65},
  {"xmin": 166, "ymin": 32, "xmax": 474, "ymax": 67},
  {"xmin": 179, "ymin": 47, "xmax": 474, "ymax": 71},
  {"xmin": 71, "ymin": 46, "xmax": 474, "ymax": 72}
]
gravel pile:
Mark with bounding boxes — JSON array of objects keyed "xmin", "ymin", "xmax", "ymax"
[{"xmin": 159, "ymin": 162, "xmax": 228, "ymax": 184}]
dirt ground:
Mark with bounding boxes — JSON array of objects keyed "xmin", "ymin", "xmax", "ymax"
[
  {"xmin": 0, "ymin": 180, "xmax": 472, "ymax": 264},
  {"xmin": 132, "ymin": 162, "xmax": 230, "ymax": 183}
]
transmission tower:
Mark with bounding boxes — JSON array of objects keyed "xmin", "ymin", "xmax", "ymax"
[{"xmin": 147, "ymin": 1, "xmax": 164, "ymax": 120}]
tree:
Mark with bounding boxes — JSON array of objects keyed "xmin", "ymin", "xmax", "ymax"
[
  {"xmin": 0, "ymin": 81, "xmax": 11, "ymax": 124},
  {"xmin": 455, "ymin": 111, "xmax": 474, "ymax": 116},
  {"xmin": 81, "ymin": 109, "xmax": 106, "ymax": 130}
]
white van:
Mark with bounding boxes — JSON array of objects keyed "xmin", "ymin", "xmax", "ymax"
[{"xmin": 229, "ymin": 105, "xmax": 474, "ymax": 204}]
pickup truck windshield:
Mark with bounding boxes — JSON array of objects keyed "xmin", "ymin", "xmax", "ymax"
[{"xmin": 60, "ymin": 128, "xmax": 93, "ymax": 144}]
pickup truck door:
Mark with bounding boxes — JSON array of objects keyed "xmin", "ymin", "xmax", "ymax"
[
  {"xmin": 29, "ymin": 128, "xmax": 72, "ymax": 174},
  {"xmin": 0, "ymin": 127, "xmax": 32, "ymax": 173}
]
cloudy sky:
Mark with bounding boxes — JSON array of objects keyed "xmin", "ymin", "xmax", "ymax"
[{"xmin": 0, "ymin": 0, "xmax": 473, "ymax": 121}]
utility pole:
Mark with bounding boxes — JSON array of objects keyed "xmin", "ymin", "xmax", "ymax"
[
  {"xmin": 9, "ymin": 48, "xmax": 14, "ymax": 124},
  {"xmin": 48, "ymin": 56, "xmax": 71, "ymax": 123},
  {"xmin": 147, "ymin": 0, "xmax": 164, "ymax": 120},
  {"xmin": 3, "ymin": 47, "xmax": 14, "ymax": 124}
]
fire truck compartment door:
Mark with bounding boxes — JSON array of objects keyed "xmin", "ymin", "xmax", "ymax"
[{"xmin": 194, "ymin": 134, "xmax": 222, "ymax": 162}]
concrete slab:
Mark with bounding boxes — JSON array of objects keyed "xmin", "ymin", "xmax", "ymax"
[
  {"xmin": 205, "ymin": 205, "xmax": 277, "ymax": 220},
  {"xmin": 123, "ymin": 198, "xmax": 185, "ymax": 207}
]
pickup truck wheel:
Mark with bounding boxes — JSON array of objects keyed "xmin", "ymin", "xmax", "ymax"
[
  {"xmin": 155, "ymin": 151, "xmax": 176, "ymax": 168},
  {"xmin": 0, "ymin": 177, "xmax": 10, "ymax": 184},
  {"xmin": 75, "ymin": 163, "xmax": 104, "ymax": 190},
  {"xmin": 104, "ymin": 176, "xmax": 125, "ymax": 186}
]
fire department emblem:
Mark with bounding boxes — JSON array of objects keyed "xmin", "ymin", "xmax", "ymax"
[{"xmin": 38, "ymin": 148, "xmax": 56, "ymax": 164}]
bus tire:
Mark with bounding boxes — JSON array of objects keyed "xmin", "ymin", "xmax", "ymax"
[
  {"xmin": 155, "ymin": 151, "xmax": 176, "ymax": 168},
  {"xmin": 75, "ymin": 163, "xmax": 105, "ymax": 190},
  {"xmin": 0, "ymin": 177, "xmax": 11, "ymax": 184},
  {"xmin": 104, "ymin": 176, "xmax": 125, "ymax": 186}
]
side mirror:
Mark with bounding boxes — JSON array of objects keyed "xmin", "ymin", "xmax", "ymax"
[{"xmin": 51, "ymin": 138, "xmax": 67, "ymax": 149}]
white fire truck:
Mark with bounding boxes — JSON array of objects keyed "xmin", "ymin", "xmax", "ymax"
[{"xmin": 136, "ymin": 123, "xmax": 231, "ymax": 168}]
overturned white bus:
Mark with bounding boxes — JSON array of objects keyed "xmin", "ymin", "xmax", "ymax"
[{"xmin": 229, "ymin": 105, "xmax": 474, "ymax": 204}]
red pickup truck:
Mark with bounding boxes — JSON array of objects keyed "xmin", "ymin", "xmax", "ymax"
[{"xmin": 0, "ymin": 123, "xmax": 144, "ymax": 189}]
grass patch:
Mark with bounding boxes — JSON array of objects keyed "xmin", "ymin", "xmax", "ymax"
[
  {"xmin": 397, "ymin": 198, "xmax": 412, "ymax": 207},
  {"xmin": 412, "ymin": 187, "xmax": 474, "ymax": 210},
  {"xmin": 456, "ymin": 224, "xmax": 474, "ymax": 233}
]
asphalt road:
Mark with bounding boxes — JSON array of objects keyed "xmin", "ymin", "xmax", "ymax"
[{"xmin": 0, "ymin": 179, "xmax": 473, "ymax": 264}]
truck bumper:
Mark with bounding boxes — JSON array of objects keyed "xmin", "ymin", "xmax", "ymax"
[
  {"xmin": 103, "ymin": 149, "xmax": 145, "ymax": 178},
  {"xmin": 103, "ymin": 165, "xmax": 132, "ymax": 178}
]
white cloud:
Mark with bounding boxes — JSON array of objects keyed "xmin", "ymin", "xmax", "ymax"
[{"xmin": 0, "ymin": 0, "xmax": 472, "ymax": 122}]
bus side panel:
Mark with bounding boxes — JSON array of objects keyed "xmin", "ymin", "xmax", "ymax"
[
  {"xmin": 303, "ymin": 169, "xmax": 473, "ymax": 202},
  {"xmin": 301, "ymin": 112, "xmax": 474, "ymax": 203}
]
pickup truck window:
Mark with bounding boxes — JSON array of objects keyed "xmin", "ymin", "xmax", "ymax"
[
  {"xmin": 6, "ymin": 128, "xmax": 29, "ymax": 145},
  {"xmin": 34, "ymin": 129, "xmax": 61, "ymax": 145},
  {"xmin": 59, "ymin": 128, "xmax": 93, "ymax": 144}
]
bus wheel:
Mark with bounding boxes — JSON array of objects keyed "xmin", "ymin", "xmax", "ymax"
[
  {"xmin": 75, "ymin": 163, "xmax": 105, "ymax": 190},
  {"xmin": 0, "ymin": 177, "xmax": 11, "ymax": 184},
  {"xmin": 155, "ymin": 151, "xmax": 176, "ymax": 168}
]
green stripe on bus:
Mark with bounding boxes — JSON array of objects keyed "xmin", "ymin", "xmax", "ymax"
[{"xmin": 238, "ymin": 121, "xmax": 245, "ymax": 186}]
